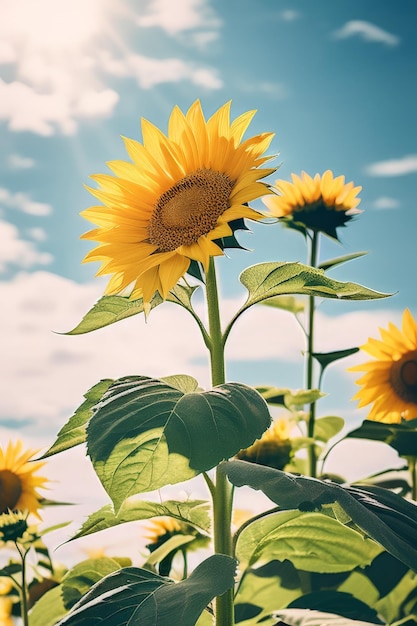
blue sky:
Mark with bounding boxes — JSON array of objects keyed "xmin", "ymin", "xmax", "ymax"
[{"xmin": 1, "ymin": 0, "xmax": 417, "ymax": 558}]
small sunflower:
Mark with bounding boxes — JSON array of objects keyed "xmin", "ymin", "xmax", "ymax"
[
  {"xmin": 262, "ymin": 170, "xmax": 362, "ymax": 239},
  {"xmin": 350, "ymin": 309, "xmax": 417, "ymax": 423},
  {"xmin": 236, "ymin": 418, "xmax": 292, "ymax": 470},
  {"xmin": 0, "ymin": 441, "xmax": 48, "ymax": 518},
  {"xmin": 82, "ymin": 100, "xmax": 275, "ymax": 303}
]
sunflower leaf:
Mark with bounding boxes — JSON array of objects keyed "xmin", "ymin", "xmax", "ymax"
[
  {"xmin": 87, "ymin": 376, "xmax": 271, "ymax": 509},
  {"xmin": 71, "ymin": 499, "xmax": 211, "ymax": 541},
  {"xmin": 272, "ymin": 607, "xmax": 382, "ymax": 625},
  {"xmin": 238, "ymin": 261, "xmax": 390, "ymax": 310},
  {"xmin": 42, "ymin": 379, "xmax": 113, "ymax": 458},
  {"xmin": 222, "ymin": 460, "xmax": 417, "ymax": 572},
  {"xmin": 64, "ymin": 293, "xmax": 164, "ymax": 335},
  {"xmin": 346, "ymin": 419, "xmax": 417, "ymax": 457},
  {"xmin": 56, "ymin": 556, "xmax": 236, "ymax": 626},
  {"xmin": 236, "ymin": 509, "xmax": 382, "ymax": 573},
  {"xmin": 260, "ymin": 294, "xmax": 305, "ymax": 314}
]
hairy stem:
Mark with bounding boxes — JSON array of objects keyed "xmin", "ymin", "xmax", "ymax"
[
  {"xmin": 205, "ymin": 257, "xmax": 235, "ymax": 626},
  {"xmin": 306, "ymin": 231, "xmax": 319, "ymax": 477}
]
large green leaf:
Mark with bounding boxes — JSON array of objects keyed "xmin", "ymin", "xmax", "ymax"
[
  {"xmin": 260, "ymin": 295, "xmax": 305, "ymax": 314},
  {"xmin": 223, "ymin": 461, "xmax": 417, "ymax": 572},
  {"xmin": 42, "ymin": 379, "xmax": 113, "ymax": 457},
  {"xmin": 346, "ymin": 419, "xmax": 417, "ymax": 457},
  {"xmin": 223, "ymin": 262, "xmax": 389, "ymax": 344},
  {"xmin": 236, "ymin": 509, "xmax": 381, "ymax": 573},
  {"xmin": 56, "ymin": 556, "xmax": 236, "ymax": 626},
  {"xmin": 239, "ymin": 261, "xmax": 389, "ymax": 306},
  {"xmin": 314, "ymin": 416, "xmax": 345, "ymax": 443},
  {"xmin": 287, "ymin": 591, "xmax": 383, "ymax": 623},
  {"xmin": 71, "ymin": 499, "xmax": 211, "ymax": 540},
  {"xmin": 87, "ymin": 376, "xmax": 270, "ymax": 508}
]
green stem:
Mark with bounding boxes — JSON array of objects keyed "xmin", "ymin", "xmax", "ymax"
[
  {"xmin": 205, "ymin": 257, "xmax": 235, "ymax": 626},
  {"xmin": 15, "ymin": 543, "xmax": 29, "ymax": 626},
  {"xmin": 306, "ymin": 231, "xmax": 319, "ymax": 478},
  {"xmin": 408, "ymin": 456, "xmax": 417, "ymax": 500}
]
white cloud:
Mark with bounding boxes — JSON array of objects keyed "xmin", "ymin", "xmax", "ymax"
[
  {"xmin": 332, "ymin": 20, "xmax": 399, "ymax": 47},
  {"xmin": 370, "ymin": 196, "xmax": 400, "ymax": 210},
  {"xmin": 137, "ymin": 0, "xmax": 222, "ymax": 36},
  {"xmin": 27, "ymin": 227, "xmax": 47, "ymax": 241},
  {"xmin": 240, "ymin": 80, "xmax": 289, "ymax": 100},
  {"xmin": 0, "ymin": 0, "xmax": 223, "ymax": 135},
  {"xmin": 0, "ymin": 187, "xmax": 52, "ymax": 216},
  {"xmin": 8, "ymin": 154, "xmax": 35, "ymax": 170},
  {"xmin": 280, "ymin": 10, "xmax": 301, "ymax": 22},
  {"xmin": 106, "ymin": 52, "xmax": 222, "ymax": 90},
  {"xmin": 365, "ymin": 154, "xmax": 417, "ymax": 177},
  {"xmin": 0, "ymin": 221, "xmax": 53, "ymax": 272}
]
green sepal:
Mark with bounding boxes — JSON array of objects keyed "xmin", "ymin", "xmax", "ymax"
[
  {"xmin": 42, "ymin": 379, "xmax": 114, "ymax": 458},
  {"xmin": 56, "ymin": 556, "xmax": 236, "ymax": 626},
  {"xmin": 318, "ymin": 251, "xmax": 368, "ymax": 271},
  {"xmin": 346, "ymin": 418, "xmax": 417, "ymax": 457},
  {"xmin": 312, "ymin": 347, "xmax": 360, "ymax": 372},
  {"xmin": 71, "ymin": 499, "xmax": 211, "ymax": 541},
  {"xmin": 86, "ymin": 375, "xmax": 271, "ymax": 508}
]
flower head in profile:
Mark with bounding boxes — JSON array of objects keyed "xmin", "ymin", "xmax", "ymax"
[
  {"xmin": 82, "ymin": 100, "xmax": 275, "ymax": 303},
  {"xmin": 262, "ymin": 170, "xmax": 361, "ymax": 239},
  {"xmin": 144, "ymin": 517, "xmax": 209, "ymax": 577},
  {"xmin": 350, "ymin": 309, "xmax": 417, "ymax": 423},
  {"xmin": 0, "ymin": 441, "xmax": 48, "ymax": 519},
  {"xmin": 236, "ymin": 418, "xmax": 292, "ymax": 470}
]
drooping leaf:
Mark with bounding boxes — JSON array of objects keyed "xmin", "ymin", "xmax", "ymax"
[
  {"xmin": 143, "ymin": 534, "xmax": 196, "ymax": 568},
  {"xmin": 64, "ymin": 293, "xmax": 163, "ymax": 335},
  {"xmin": 236, "ymin": 509, "xmax": 381, "ymax": 573},
  {"xmin": 346, "ymin": 419, "xmax": 417, "ymax": 457},
  {"xmin": 71, "ymin": 499, "xmax": 211, "ymax": 541},
  {"xmin": 57, "ymin": 556, "xmax": 236, "ymax": 626},
  {"xmin": 260, "ymin": 295, "xmax": 305, "ymax": 314},
  {"xmin": 318, "ymin": 251, "xmax": 368, "ymax": 272},
  {"xmin": 222, "ymin": 460, "xmax": 417, "ymax": 572},
  {"xmin": 271, "ymin": 608, "xmax": 383, "ymax": 626},
  {"xmin": 87, "ymin": 376, "xmax": 271, "ymax": 508},
  {"xmin": 41, "ymin": 379, "xmax": 113, "ymax": 458},
  {"xmin": 283, "ymin": 389, "xmax": 325, "ymax": 410},
  {"xmin": 312, "ymin": 348, "xmax": 359, "ymax": 372},
  {"xmin": 61, "ymin": 557, "xmax": 132, "ymax": 610}
]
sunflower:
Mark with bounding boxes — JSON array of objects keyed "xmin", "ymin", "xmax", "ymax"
[
  {"xmin": 81, "ymin": 100, "xmax": 275, "ymax": 302},
  {"xmin": 236, "ymin": 418, "xmax": 292, "ymax": 470},
  {"xmin": 0, "ymin": 441, "xmax": 48, "ymax": 518},
  {"xmin": 262, "ymin": 170, "xmax": 362, "ymax": 239},
  {"xmin": 350, "ymin": 309, "xmax": 417, "ymax": 423}
]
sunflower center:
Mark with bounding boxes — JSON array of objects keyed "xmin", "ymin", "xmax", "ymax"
[
  {"xmin": 0, "ymin": 470, "xmax": 22, "ymax": 514},
  {"xmin": 148, "ymin": 169, "xmax": 234, "ymax": 252},
  {"xmin": 390, "ymin": 350, "xmax": 417, "ymax": 404}
]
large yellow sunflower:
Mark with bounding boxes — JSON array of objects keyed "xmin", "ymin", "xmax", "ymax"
[
  {"xmin": 81, "ymin": 100, "xmax": 275, "ymax": 302},
  {"xmin": 262, "ymin": 170, "xmax": 361, "ymax": 239},
  {"xmin": 0, "ymin": 441, "xmax": 48, "ymax": 518},
  {"xmin": 350, "ymin": 309, "xmax": 417, "ymax": 423}
]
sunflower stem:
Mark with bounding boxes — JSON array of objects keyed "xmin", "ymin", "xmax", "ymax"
[
  {"xmin": 205, "ymin": 257, "xmax": 235, "ymax": 626},
  {"xmin": 15, "ymin": 543, "xmax": 29, "ymax": 626},
  {"xmin": 408, "ymin": 456, "xmax": 417, "ymax": 501},
  {"xmin": 306, "ymin": 231, "xmax": 319, "ymax": 478}
]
